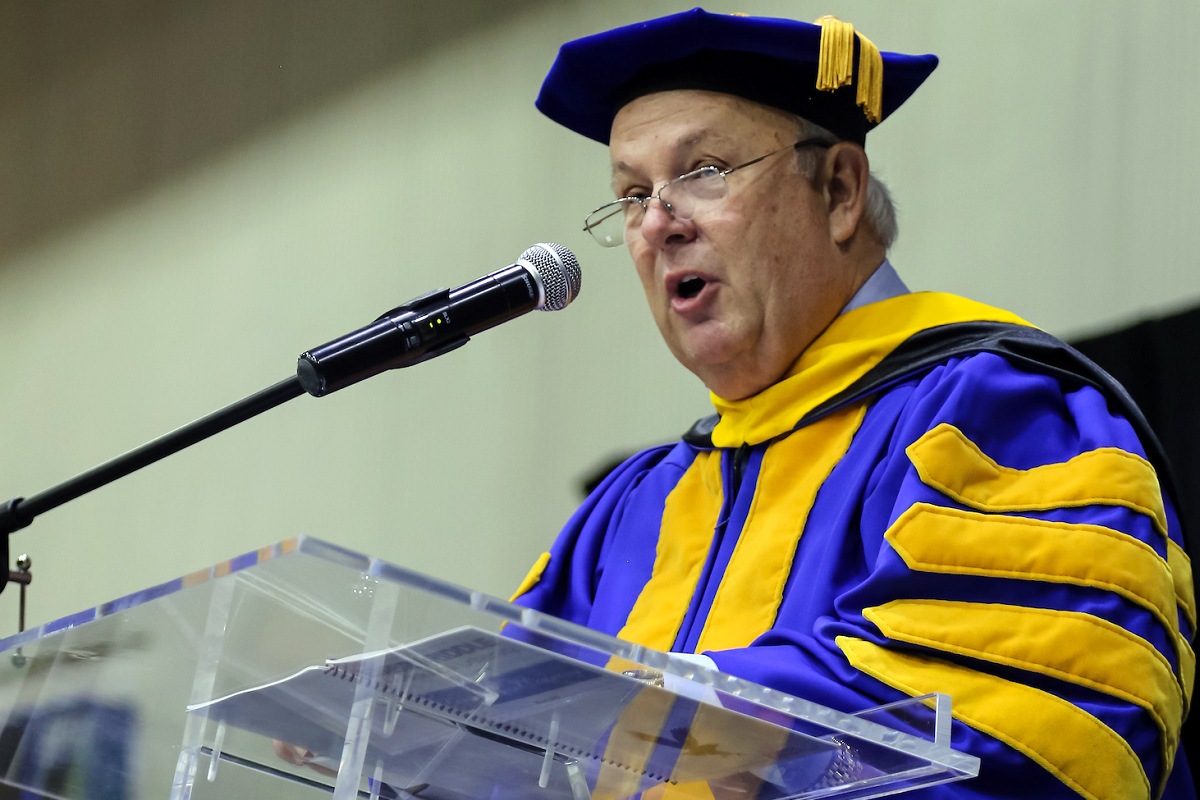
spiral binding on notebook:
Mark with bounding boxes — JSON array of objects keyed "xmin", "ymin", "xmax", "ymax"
[{"xmin": 323, "ymin": 662, "xmax": 668, "ymax": 782}]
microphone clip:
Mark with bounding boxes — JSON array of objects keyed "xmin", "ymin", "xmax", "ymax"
[{"xmin": 375, "ymin": 287, "xmax": 451, "ymax": 322}]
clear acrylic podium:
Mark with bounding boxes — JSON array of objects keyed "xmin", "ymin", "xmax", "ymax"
[{"xmin": 0, "ymin": 536, "xmax": 979, "ymax": 800}]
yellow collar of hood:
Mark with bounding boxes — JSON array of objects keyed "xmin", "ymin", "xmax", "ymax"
[{"xmin": 709, "ymin": 292, "xmax": 1033, "ymax": 448}]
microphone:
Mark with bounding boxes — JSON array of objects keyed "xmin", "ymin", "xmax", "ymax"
[{"xmin": 296, "ymin": 243, "xmax": 581, "ymax": 397}]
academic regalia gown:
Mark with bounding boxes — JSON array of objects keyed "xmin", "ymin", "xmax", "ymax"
[{"xmin": 514, "ymin": 292, "xmax": 1196, "ymax": 800}]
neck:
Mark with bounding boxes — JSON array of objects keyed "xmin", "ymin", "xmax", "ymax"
[{"xmin": 840, "ymin": 235, "xmax": 888, "ymax": 305}]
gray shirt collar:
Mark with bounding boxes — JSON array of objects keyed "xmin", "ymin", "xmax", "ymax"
[{"xmin": 838, "ymin": 259, "xmax": 909, "ymax": 316}]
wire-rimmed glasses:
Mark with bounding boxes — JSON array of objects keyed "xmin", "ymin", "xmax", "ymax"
[{"xmin": 583, "ymin": 138, "xmax": 835, "ymax": 248}]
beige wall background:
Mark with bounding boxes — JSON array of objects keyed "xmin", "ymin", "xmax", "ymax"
[{"xmin": 1, "ymin": 0, "xmax": 1197, "ymax": 632}]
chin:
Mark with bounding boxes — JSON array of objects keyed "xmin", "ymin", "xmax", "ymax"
[{"xmin": 675, "ymin": 327, "xmax": 729, "ymax": 361}]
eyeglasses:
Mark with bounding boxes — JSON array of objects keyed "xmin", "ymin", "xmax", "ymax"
[{"xmin": 583, "ymin": 138, "xmax": 835, "ymax": 248}]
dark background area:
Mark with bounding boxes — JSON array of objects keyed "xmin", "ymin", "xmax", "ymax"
[{"xmin": 1072, "ymin": 306, "xmax": 1200, "ymax": 547}]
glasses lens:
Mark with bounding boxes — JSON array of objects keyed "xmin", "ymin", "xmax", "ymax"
[
  {"xmin": 661, "ymin": 167, "xmax": 726, "ymax": 220},
  {"xmin": 584, "ymin": 201, "xmax": 630, "ymax": 248}
]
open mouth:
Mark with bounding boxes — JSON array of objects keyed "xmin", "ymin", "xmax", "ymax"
[{"xmin": 677, "ymin": 275, "xmax": 707, "ymax": 299}]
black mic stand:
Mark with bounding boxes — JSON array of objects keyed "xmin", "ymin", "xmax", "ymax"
[{"xmin": 0, "ymin": 376, "xmax": 305, "ymax": 597}]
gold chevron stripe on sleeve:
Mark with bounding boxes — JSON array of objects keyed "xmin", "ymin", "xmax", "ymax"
[
  {"xmin": 906, "ymin": 424, "xmax": 1167, "ymax": 535},
  {"xmin": 884, "ymin": 503, "xmax": 1179, "ymax": 643},
  {"xmin": 509, "ymin": 551, "xmax": 551, "ymax": 602},
  {"xmin": 837, "ymin": 636, "xmax": 1151, "ymax": 800},
  {"xmin": 618, "ymin": 451, "xmax": 724, "ymax": 650},
  {"xmin": 863, "ymin": 599, "xmax": 1181, "ymax": 795},
  {"xmin": 1167, "ymin": 539, "xmax": 1196, "ymax": 635},
  {"xmin": 1178, "ymin": 633, "xmax": 1195, "ymax": 716},
  {"xmin": 695, "ymin": 404, "xmax": 867, "ymax": 652}
]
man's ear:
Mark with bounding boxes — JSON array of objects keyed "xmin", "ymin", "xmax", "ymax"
[{"xmin": 821, "ymin": 143, "xmax": 870, "ymax": 245}]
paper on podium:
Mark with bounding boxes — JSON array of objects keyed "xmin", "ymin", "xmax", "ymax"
[{"xmin": 191, "ymin": 626, "xmax": 839, "ymax": 799}]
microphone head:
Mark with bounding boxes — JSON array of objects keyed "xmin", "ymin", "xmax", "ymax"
[{"xmin": 518, "ymin": 243, "xmax": 581, "ymax": 311}]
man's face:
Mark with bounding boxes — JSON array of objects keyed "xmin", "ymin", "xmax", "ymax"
[{"xmin": 609, "ymin": 90, "xmax": 856, "ymax": 400}]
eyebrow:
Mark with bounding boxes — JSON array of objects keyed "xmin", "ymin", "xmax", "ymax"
[{"xmin": 610, "ymin": 128, "xmax": 733, "ymax": 191}]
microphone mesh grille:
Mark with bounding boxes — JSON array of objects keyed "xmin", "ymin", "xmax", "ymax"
[{"xmin": 521, "ymin": 243, "xmax": 582, "ymax": 311}]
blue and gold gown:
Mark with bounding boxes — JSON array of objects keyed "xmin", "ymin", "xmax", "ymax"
[{"xmin": 513, "ymin": 292, "xmax": 1196, "ymax": 800}]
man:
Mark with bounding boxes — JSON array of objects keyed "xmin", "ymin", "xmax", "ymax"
[{"xmin": 512, "ymin": 9, "xmax": 1196, "ymax": 800}]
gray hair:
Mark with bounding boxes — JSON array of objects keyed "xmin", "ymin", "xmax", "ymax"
[{"xmin": 792, "ymin": 116, "xmax": 898, "ymax": 251}]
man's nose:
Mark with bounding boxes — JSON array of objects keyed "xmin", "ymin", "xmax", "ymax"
[{"xmin": 638, "ymin": 197, "xmax": 696, "ymax": 249}]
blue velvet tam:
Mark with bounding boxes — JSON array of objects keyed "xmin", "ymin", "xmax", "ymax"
[{"xmin": 536, "ymin": 8, "xmax": 938, "ymax": 146}]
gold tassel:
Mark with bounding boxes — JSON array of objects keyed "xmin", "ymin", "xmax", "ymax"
[
  {"xmin": 815, "ymin": 16, "xmax": 854, "ymax": 90},
  {"xmin": 856, "ymin": 31, "xmax": 883, "ymax": 123},
  {"xmin": 814, "ymin": 16, "xmax": 884, "ymax": 124}
]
